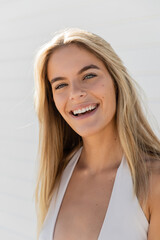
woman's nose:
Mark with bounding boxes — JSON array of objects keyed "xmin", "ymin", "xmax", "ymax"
[{"xmin": 69, "ymin": 83, "xmax": 87, "ymax": 101}]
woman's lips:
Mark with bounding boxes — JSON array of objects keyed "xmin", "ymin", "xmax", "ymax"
[
  {"xmin": 70, "ymin": 104, "xmax": 99, "ymax": 119},
  {"xmin": 70, "ymin": 103, "xmax": 98, "ymax": 114}
]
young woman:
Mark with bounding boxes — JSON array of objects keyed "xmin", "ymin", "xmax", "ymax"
[{"xmin": 34, "ymin": 28, "xmax": 160, "ymax": 240}]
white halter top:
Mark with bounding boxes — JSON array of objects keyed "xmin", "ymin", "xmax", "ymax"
[{"xmin": 39, "ymin": 147, "xmax": 149, "ymax": 240}]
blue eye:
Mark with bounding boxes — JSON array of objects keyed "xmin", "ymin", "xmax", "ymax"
[
  {"xmin": 55, "ymin": 83, "xmax": 67, "ymax": 90},
  {"xmin": 83, "ymin": 73, "xmax": 96, "ymax": 80}
]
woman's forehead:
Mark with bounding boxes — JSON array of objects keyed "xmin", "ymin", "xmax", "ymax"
[
  {"xmin": 49, "ymin": 44, "xmax": 99, "ymax": 62},
  {"xmin": 47, "ymin": 44, "xmax": 106, "ymax": 77}
]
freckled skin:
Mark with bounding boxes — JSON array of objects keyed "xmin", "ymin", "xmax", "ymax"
[{"xmin": 47, "ymin": 44, "xmax": 117, "ymax": 138}]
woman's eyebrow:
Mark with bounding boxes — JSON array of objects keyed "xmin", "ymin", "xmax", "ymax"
[
  {"xmin": 50, "ymin": 76, "xmax": 65, "ymax": 84},
  {"xmin": 77, "ymin": 64, "xmax": 100, "ymax": 75},
  {"xmin": 50, "ymin": 64, "xmax": 100, "ymax": 84}
]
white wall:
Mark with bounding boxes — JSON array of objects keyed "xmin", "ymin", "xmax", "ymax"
[{"xmin": 0, "ymin": 0, "xmax": 160, "ymax": 239}]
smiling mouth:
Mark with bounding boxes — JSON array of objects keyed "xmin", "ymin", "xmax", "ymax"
[{"xmin": 70, "ymin": 104, "xmax": 99, "ymax": 117}]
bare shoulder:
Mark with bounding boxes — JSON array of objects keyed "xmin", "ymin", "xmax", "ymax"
[{"xmin": 147, "ymin": 158, "xmax": 160, "ymax": 240}]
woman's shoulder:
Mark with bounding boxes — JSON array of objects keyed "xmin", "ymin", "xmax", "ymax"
[
  {"xmin": 146, "ymin": 155, "xmax": 160, "ymax": 205},
  {"xmin": 146, "ymin": 156, "xmax": 160, "ymax": 239},
  {"xmin": 148, "ymin": 156, "xmax": 160, "ymax": 207}
]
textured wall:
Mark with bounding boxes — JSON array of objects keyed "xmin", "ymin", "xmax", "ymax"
[{"xmin": 0, "ymin": 0, "xmax": 160, "ymax": 239}]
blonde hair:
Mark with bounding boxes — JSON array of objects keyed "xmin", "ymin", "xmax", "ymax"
[{"xmin": 34, "ymin": 28, "xmax": 160, "ymax": 237}]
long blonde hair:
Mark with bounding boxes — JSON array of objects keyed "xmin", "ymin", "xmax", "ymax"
[{"xmin": 34, "ymin": 28, "xmax": 160, "ymax": 237}]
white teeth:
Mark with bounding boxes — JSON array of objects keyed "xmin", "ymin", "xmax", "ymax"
[{"xmin": 72, "ymin": 104, "xmax": 97, "ymax": 115}]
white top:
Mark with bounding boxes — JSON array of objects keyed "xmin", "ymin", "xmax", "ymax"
[{"xmin": 39, "ymin": 147, "xmax": 149, "ymax": 240}]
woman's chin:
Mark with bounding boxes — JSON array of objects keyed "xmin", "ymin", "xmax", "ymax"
[{"xmin": 73, "ymin": 127, "xmax": 102, "ymax": 139}]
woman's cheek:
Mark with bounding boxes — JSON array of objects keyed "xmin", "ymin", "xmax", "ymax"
[
  {"xmin": 53, "ymin": 94, "xmax": 64, "ymax": 112},
  {"xmin": 90, "ymin": 81, "xmax": 107, "ymax": 96}
]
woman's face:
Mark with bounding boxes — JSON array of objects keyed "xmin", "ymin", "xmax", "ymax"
[{"xmin": 47, "ymin": 44, "xmax": 117, "ymax": 138}]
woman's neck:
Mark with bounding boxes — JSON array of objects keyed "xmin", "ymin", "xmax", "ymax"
[{"xmin": 78, "ymin": 125, "xmax": 123, "ymax": 174}]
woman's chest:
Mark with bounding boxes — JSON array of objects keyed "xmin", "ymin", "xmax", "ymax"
[{"xmin": 53, "ymin": 170, "xmax": 116, "ymax": 240}]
